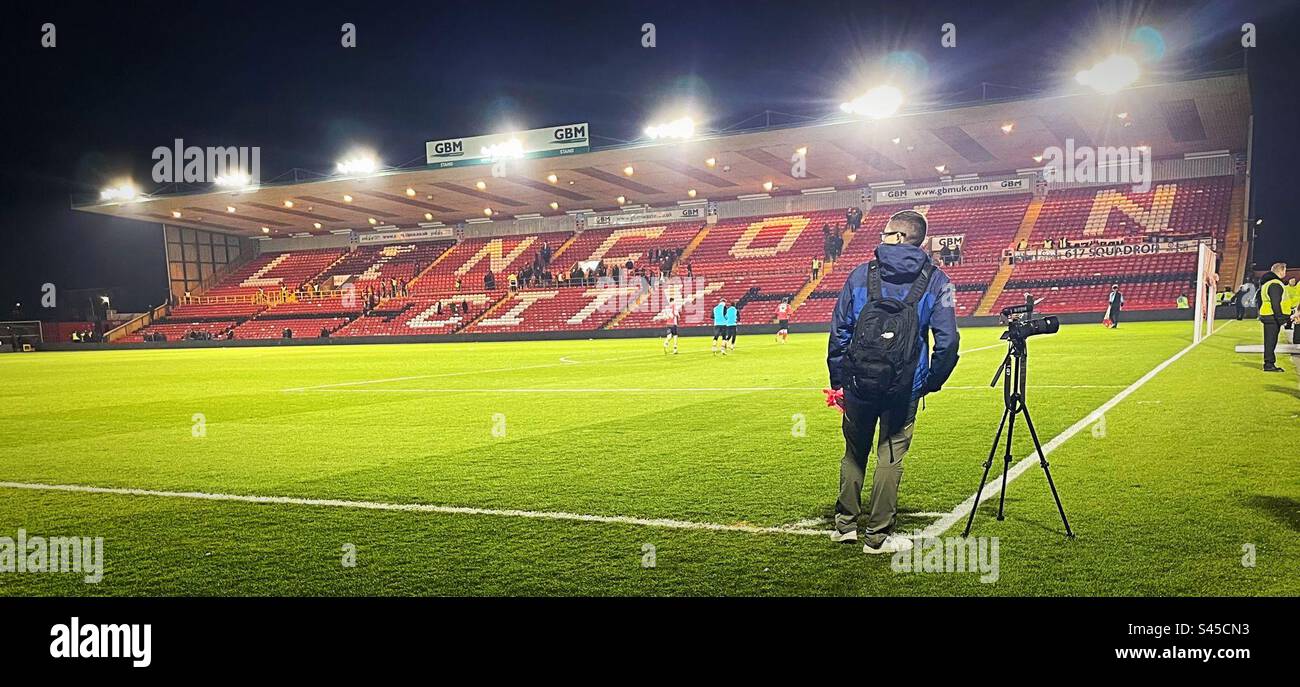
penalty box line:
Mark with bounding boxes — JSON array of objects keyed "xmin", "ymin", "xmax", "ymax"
[
  {"xmin": 0, "ymin": 481, "xmax": 828, "ymax": 538},
  {"xmin": 919, "ymin": 321, "xmax": 1232, "ymax": 539}
]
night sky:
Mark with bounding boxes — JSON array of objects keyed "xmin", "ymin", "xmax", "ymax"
[{"xmin": 2, "ymin": 0, "xmax": 1296, "ymax": 316}]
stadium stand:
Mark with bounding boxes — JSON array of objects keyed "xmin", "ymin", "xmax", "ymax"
[
  {"xmin": 112, "ymin": 184, "xmax": 1237, "ymax": 342},
  {"xmin": 231, "ymin": 316, "xmax": 352, "ymax": 339},
  {"xmin": 1028, "ymin": 176, "xmax": 1232, "ymax": 244},
  {"xmin": 795, "ymin": 195, "xmax": 1032, "ymax": 321},
  {"xmin": 312, "ymin": 241, "xmax": 455, "ymax": 290},
  {"xmin": 408, "ymin": 231, "xmax": 571, "ymax": 295},
  {"xmin": 204, "ymin": 248, "xmax": 346, "ymax": 297}
]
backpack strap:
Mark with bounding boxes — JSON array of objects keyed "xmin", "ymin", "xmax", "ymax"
[
  {"xmin": 866, "ymin": 260, "xmax": 883, "ymax": 301},
  {"xmin": 903, "ymin": 263, "xmax": 934, "ymax": 307}
]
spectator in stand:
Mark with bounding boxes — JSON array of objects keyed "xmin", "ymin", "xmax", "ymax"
[
  {"xmin": 508, "ymin": 273, "xmax": 518, "ymax": 292},
  {"xmin": 435, "ymin": 301, "xmax": 443, "ymax": 316},
  {"xmin": 319, "ymin": 327, "xmax": 330, "ymax": 338},
  {"xmin": 455, "ymin": 276, "xmax": 462, "ymax": 292},
  {"xmin": 1176, "ymin": 294, "xmax": 1190, "ymax": 309},
  {"xmin": 811, "ymin": 257, "xmax": 822, "ymax": 280},
  {"xmin": 846, "ymin": 206, "xmax": 863, "ymax": 231},
  {"xmin": 461, "ymin": 299, "xmax": 469, "ymax": 316}
]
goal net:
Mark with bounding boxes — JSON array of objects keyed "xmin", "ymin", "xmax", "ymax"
[
  {"xmin": 0, "ymin": 320, "xmax": 44, "ymax": 351},
  {"xmin": 1192, "ymin": 242, "xmax": 1219, "ymax": 344}
]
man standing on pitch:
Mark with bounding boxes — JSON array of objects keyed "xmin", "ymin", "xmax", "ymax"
[
  {"xmin": 827, "ymin": 210, "xmax": 960, "ymax": 554},
  {"xmin": 1105, "ymin": 284, "xmax": 1124, "ymax": 328},
  {"xmin": 1259, "ymin": 262, "xmax": 1289, "ymax": 372}
]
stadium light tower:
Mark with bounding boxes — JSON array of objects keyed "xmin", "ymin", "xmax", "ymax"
[
  {"xmin": 1075, "ymin": 54, "xmax": 1140, "ymax": 94},
  {"xmin": 840, "ymin": 85, "xmax": 904, "ymax": 119}
]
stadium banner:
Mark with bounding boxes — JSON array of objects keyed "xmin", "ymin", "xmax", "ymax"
[
  {"xmin": 930, "ymin": 234, "xmax": 965, "ymax": 250},
  {"xmin": 874, "ymin": 177, "xmax": 1030, "ymax": 203},
  {"xmin": 1008, "ymin": 238, "xmax": 1212, "ymax": 262},
  {"xmin": 425, "ymin": 123, "xmax": 590, "ymax": 167},
  {"xmin": 355, "ymin": 227, "xmax": 454, "ymax": 244},
  {"xmin": 588, "ymin": 206, "xmax": 704, "ymax": 228}
]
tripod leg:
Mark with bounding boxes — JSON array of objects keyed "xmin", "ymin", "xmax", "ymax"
[
  {"xmin": 963, "ymin": 405, "xmax": 1010, "ymax": 537},
  {"xmin": 996, "ymin": 401, "xmax": 1016, "ymax": 521},
  {"xmin": 1020, "ymin": 404, "xmax": 1074, "ymax": 538}
]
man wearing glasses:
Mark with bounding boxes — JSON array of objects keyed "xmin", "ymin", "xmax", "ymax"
[{"xmin": 827, "ymin": 210, "xmax": 961, "ymax": 554}]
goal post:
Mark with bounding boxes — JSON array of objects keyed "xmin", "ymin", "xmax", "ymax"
[{"xmin": 1192, "ymin": 241, "xmax": 1219, "ymax": 344}]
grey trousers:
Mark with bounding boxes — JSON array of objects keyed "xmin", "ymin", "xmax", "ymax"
[{"xmin": 835, "ymin": 396, "xmax": 919, "ymax": 547}]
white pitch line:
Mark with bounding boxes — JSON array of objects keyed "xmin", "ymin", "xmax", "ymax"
[
  {"xmin": 292, "ymin": 384, "xmax": 1125, "ymax": 394},
  {"xmin": 959, "ymin": 343, "xmax": 1006, "ymax": 354},
  {"xmin": 0, "ymin": 481, "xmax": 829, "ymax": 537},
  {"xmin": 296, "ymin": 386, "xmax": 827, "ymax": 394},
  {"xmin": 920, "ymin": 321, "xmax": 1231, "ymax": 539}
]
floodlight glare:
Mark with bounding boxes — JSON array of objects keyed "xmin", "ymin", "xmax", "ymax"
[
  {"xmin": 481, "ymin": 138, "xmax": 524, "ymax": 160},
  {"xmin": 840, "ymin": 85, "xmax": 904, "ymax": 119},
  {"xmin": 336, "ymin": 155, "xmax": 379, "ymax": 175},
  {"xmin": 99, "ymin": 183, "xmax": 137, "ymax": 201},
  {"xmin": 1075, "ymin": 54, "xmax": 1140, "ymax": 94},
  {"xmin": 214, "ymin": 172, "xmax": 251, "ymax": 187},
  {"xmin": 644, "ymin": 117, "xmax": 695, "ymax": 140}
]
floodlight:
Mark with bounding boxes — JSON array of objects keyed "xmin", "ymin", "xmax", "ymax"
[
  {"xmin": 1075, "ymin": 55, "xmax": 1140, "ymax": 94},
  {"xmin": 644, "ymin": 117, "xmax": 695, "ymax": 140},
  {"xmin": 840, "ymin": 85, "xmax": 904, "ymax": 119},
  {"xmin": 99, "ymin": 183, "xmax": 137, "ymax": 201},
  {"xmin": 214, "ymin": 172, "xmax": 251, "ymax": 188},
  {"xmin": 336, "ymin": 155, "xmax": 379, "ymax": 175}
]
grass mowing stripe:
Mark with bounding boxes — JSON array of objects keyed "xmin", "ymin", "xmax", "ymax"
[{"xmin": 920, "ymin": 320, "xmax": 1231, "ymax": 539}]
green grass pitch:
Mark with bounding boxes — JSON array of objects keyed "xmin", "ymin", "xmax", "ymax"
[{"xmin": 0, "ymin": 319, "xmax": 1295, "ymax": 596}]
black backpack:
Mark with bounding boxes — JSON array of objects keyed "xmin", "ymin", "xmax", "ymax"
[{"xmin": 843, "ymin": 261, "xmax": 932, "ymax": 403}]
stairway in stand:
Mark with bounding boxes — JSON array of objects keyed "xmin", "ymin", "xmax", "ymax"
[
  {"xmin": 1218, "ymin": 182, "xmax": 1248, "ymax": 288},
  {"xmin": 975, "ymin": 195, "xmax": 1044, "ymax": 316}
]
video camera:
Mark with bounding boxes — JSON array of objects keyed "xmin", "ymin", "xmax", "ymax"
[{"xmin": 1000, "ymin": 293, "xmax": 1060, "ymax": 341}]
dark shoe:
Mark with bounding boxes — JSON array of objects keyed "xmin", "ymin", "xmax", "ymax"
[{"xmin": 1263, "ymin": 365, "xmax": 1285, "ymax": 372}]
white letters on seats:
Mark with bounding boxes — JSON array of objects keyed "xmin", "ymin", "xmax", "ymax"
[
  {"xmin": 477, "ymin": 290, "xmax": 557, "ymax": 327},
  {"xmin": 729, "ymin": 216, "xmax": 810, "ymax": 259},
  {"xmin": 1083, "ymin": 184, "xmax": 1175, "ymax": 236},
  {"xmin": 240, "ymin": 253, "xmax": 289, "ymax": 287},
  {"xmin": 455, "ymin": 237, "xmax": 537, "ymax": 276},
  {"xmin": 583, "ymin": 226, "xmax": 667, "ymax": 265}
]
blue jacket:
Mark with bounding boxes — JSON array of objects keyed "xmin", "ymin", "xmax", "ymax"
[
  {"xmin": 713, "ymin": 303, "xmax": 727, "ymax": 325},
  {"xmin": 725, "ymin": 306, "xmax": 738, "ymax": 326},
  {"xmin": 827, "ymin": 243, "xmax": 960, "ymax": 399}
]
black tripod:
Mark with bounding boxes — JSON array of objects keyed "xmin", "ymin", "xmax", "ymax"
[{"xmin": 962, "ymin": 334, "xmax": 1073, "ymax": 538}]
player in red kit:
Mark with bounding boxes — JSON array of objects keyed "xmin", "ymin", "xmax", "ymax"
[
  {"xmin": 775, "ymin": 297, "xmax": 791, "ymax": 343},
  {"xmin": 659, "ymin": 297, "xmax": 681, "ymax": 354}
]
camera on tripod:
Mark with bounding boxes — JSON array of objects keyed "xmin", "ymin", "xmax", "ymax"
[
  {"xmin": 964, "ymin": 291, "xmax": 1074, "ymax": 539},
  {"xmin": 999, "ymin": 293, "xmax": 1060, "ymax": 341}
]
